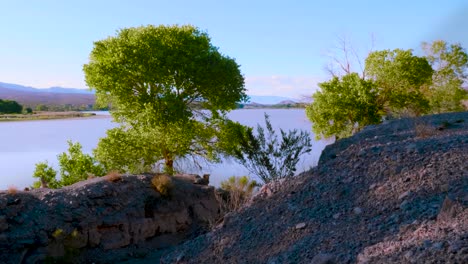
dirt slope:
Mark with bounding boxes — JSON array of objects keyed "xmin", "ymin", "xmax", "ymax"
[{"xmin": 144, "ymin": 112, "xmax": 468, "ymax": 264}]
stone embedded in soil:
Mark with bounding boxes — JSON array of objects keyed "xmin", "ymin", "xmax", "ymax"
[
  {"xmin": 295, "ymin": 222, "xmax": 306, "ymax": 230},
  {"xmin": 353, "ymin": 207, "xmax": 363, "ymax": 215}
]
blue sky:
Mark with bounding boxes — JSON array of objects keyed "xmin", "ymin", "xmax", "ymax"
[{"xmin": 0, "ymin": 0, "xmax": 467, "ymax": 98}]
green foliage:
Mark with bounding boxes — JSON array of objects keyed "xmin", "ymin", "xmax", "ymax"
[
  {"xmin": 84, "ymin": 24, "xmax": 247, "ymax": 172},
  {"xmin": 0, "ymin": 99, "xmax": 23, "ymax": 114},
  {"xmin": 58, "ymin": 140, "xmax": 105, "ymax": 186},
  {"xmin": 306, "ymin": 73, "xmax": 382, "ymax": 139},
  {"xmin": 365, "ymin": 48, "xmax": 433, "ymax": 116},
  {"xmin": 232, "ymin": 114, "xmax": 312, "ymax": 183},
  {"xmin": 306, "ymin": 45, "xmax": 463, "ymax": 140},
  {"xmin": 35, "ymin": 104, "xmax": 49, "ymax": 111},
  {"xmin": 422, "ymin": 40, "xmax": 468, "ymax": 113},
  {"xmin": 32, "ymin": 161, "xmax": 59, "ymax": 189},
  {"xmin": 83, "ymin": 24, "xmax": 246, "ymax": 124},
  {"xmin": 220, "ymin": 176, "xmax": 258, "ymax": 196},
  {"xmin": 25, "ymin": 107, "xmax": 33, "ymax": 114}
]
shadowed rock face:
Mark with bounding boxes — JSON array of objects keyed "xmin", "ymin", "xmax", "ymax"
[
  {"xmin": 153, "ymin": 112, "xmax": 467, "ymax": 264},
  {"xmin": 0, "ymin": 174, "xmax": 219, "ymax": 263}
]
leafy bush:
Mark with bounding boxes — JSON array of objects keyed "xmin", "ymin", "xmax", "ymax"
[
  {"xmin": 151, "ymin": 174, "xmax": 173, "ymax": 197},
  {"xmin": 32, "ymin": 161, "xmax": 59, "ymax": 188},
  {"xmin": 232, "ymin": 114, "xmax": 312, "ymax": 183},
  {"xmin": 219, "ymin": 176, "xmax": 259, "ymax": 212},
  {"xmin": 58, "ymin": 140, "xmax": 105, "ymax": 186}
]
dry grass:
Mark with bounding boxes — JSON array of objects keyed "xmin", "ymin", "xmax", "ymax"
[
  {"xmin": 105, "ymin": 170, "xmax": 122, "ymax": 182},
  {"xmin": 414, "ymin": 121, "xmax": 438, "ymax": 138},
  {"xmin": 151, "ymin": 174, "xmax": 173, "ymax": 197},
  {"xmin": 217, "ymin": 176, "xmax": 259, "ymax": 214},
  {"xmin": 7, "ymin": 185, "xmax": 18, "ymax": 194}
]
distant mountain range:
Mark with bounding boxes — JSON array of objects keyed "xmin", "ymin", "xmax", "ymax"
[
  {"xmin": 0, "ymin": 82, "xmax": 95, "ymax": 106},
  {"xmin": 0, "ymin": 82, "xmax": 94, "ymax": 94},
  {"xmin": 0, "ymin": 81, "xmax": 297, "ymax": 106},
  {"xmin": 246, "ymin": 95, "xmax": 296, "ymax": 105}
]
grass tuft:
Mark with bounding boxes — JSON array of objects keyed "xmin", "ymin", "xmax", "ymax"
[
  {"xmin": 7, "ymin": 185, "xmax": 18, "ymax": 194},
  {"xmin": 151, "ymin": 174, "xmax": 173, "ymax": 197},
  {"xmin": 105, "ymin": 170, "xmax": 122, "ymax": 182}
]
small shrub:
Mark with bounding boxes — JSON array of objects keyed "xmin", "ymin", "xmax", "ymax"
[
  {"xmin": 414, "ymin": 120, "xmax": 437, "ymax": 138},
  {"xmin": 52, "ymin": 228, "xmax": 64, "ymax": 239},
  {"xmin": 218, "ymin": 176, "xmax": 259, "ymax": 213},
  {"xmin": 7, "ymin": 185, "xmax": 18, "ymax": 194},
  {"xmin": 32, "ymin": 161, "xmax": 59, "ymax": 188},
  {"xmin": 105, "ymin": 170, "xmax": 122, "ymax": 182},
  {"xmin": 232, "ymin": 114, "xmax": 312, "ymax": 183},
  {"xmin": 58, "ymin": 140, "xmax": 105, "ymax": 186},
  {"xmin": 151, "ymin": 174, "xmax": 173, "ymax": 197}
]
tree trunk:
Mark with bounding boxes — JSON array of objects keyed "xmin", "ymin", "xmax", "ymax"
[{"xmin": 164, "ymin": 158, "xmax": 174, "ymax": 175}]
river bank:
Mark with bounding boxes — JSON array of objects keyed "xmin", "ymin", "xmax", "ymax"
[{"xmin": 0, "ymin": 111, "xmax": 97, "ymax": 122}]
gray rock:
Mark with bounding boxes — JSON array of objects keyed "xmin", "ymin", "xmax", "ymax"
[
  {"xmin": 398, "ymin": 191, "xmax": 411, "ymax": 200},
  {"xmin": 311, "ymin": 253, "xmax": 335, "ymax": 264},
  {"xmin": 295, "ymin": 222, "xmax": 306, "ymax": 229},
  {"xmin": 400, "ymin": 200, "xmax": 410, "ymax": 210},
  {"xmin": 0, "ymin": 174, "xmax": 220, "ymax": 262},
  {"xmin": 353, "ymin": 207, "xmax": 363, "ymax": 215}
]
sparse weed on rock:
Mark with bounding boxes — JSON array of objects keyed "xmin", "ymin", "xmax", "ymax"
[{"xmin": 151, "ymin": 174, "xmax": 173, "ymax": 197}]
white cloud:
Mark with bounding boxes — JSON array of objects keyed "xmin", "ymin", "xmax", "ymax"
[{"xmin": 245, "ymin": 75, "xmax": 323, "ymax": 99}]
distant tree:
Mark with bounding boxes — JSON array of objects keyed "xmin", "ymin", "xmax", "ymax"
[
  {"xmin": 35, "ymin": 104, "xmax": 48, "ymax": 111},
  {"xmin": 84, "ymin": 25, "xmax": 247, "ymax": 173},
  {"xmin": 422, "ymin": 40, "xmax": 468, "ymax": 112},
  {"xmin": 0, "ymin": 99, "xmax": 23, "ymax": 114},
  {"xmin": 306, "ymin": 73, "xmax": 382, "ymax": 139},
  {"xmin": 365, "ymin": 49, "xmax": 433, "ymax": 117},
  {"xmin": 25, "ymin": 107, "xmax": 33, "ymax": 114},
  {"xmin": 308, "ymin": 41, "xmax": 467, "ymax": 140},
  {"xmin": 232, "ymin": 114, "xmax": 312, "ymax": 183}
]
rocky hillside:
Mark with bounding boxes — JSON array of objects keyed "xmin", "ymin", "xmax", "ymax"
[
  {"xmin": 0, "ymin": 174, "xmax": 219, "ymax": 263},
  {"xmin": 147, "ymin": 112, "xmax": 467, "ymax": 263}
]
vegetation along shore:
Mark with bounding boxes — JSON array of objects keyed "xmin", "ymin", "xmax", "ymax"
[{"xmin": 0, "ymin": 23, "xmax": 467, "ymax": 263}]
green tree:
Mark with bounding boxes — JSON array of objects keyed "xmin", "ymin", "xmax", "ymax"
[
  {"xmin": 232, "ymin": 114, "xmax": 312, "ymax": 183},
  {"xmin": 35, "ymin": 104, "xmax": 49, "ymax": 111},
  {"xmin": 0, "ymin": 99, "xmax": 23, "ymax": 114},
  {"xmin": 58, "ymin": 140, "xmax": 105, "ymax": 186},
  {"xmin": 422, "ymin": 40, "xmax": 468, "ymax": 112},
  {"xmin": 32, "ymin": 161, "xmax": 59, "ymax": 188},
  {"xmin": 306, "ymin": 73, "xmax": 382, "ymax": 139},
  {"xmin": 84, "ymin": 25, "xmax": 247, "ymax": 173},
  {"xmin": 365, "ymin": 49, "xmax": 433, "ymax": 116}
]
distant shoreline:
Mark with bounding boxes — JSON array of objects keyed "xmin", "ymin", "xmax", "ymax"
[{"xmin": 0, "ymin": 111, "xmax": 103, "ymax": 122}]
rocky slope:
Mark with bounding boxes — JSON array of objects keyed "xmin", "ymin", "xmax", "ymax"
[
  {"xmin": 0, "ymin": 174, "xmax": 219, "ymax": 263},
  {"xmin": 145, "ymin": 112, "xmax": 467, "ymax": 263}
]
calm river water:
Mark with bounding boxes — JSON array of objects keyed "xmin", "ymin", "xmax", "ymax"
[{"xmin": 0, "ymin": 109, "xmax": 332, "ymax": 189}]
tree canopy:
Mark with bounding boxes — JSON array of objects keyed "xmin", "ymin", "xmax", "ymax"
[
  {"xmin": 365, "ymin": 49, "xmax": 433, "ymax": 116},
  {"xmin": 0, "ymin": 99, "xmax": 23, "ymax": 114},
  {"xmin": 422, "ymin": 40, "xmax": 468, "ymax": 113},
  {"xmin": 84, "ymin": 25, "xmax": 247, "ymax": 173},
  {"xmin": 307, "ymin": 40, "xmax": 468, "ymax": 140},
  {"xmin": 306, "ymin": 73, "xmax": 382, "ymax": 139}
]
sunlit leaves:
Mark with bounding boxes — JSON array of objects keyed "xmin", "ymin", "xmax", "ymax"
[
  {"xmin": 83, "ymin": 25, "xmax": 247, "ymax": 172},
  {"xmin": 306, "ymin": 73, "xmax": 382, "ymax": 139}
]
